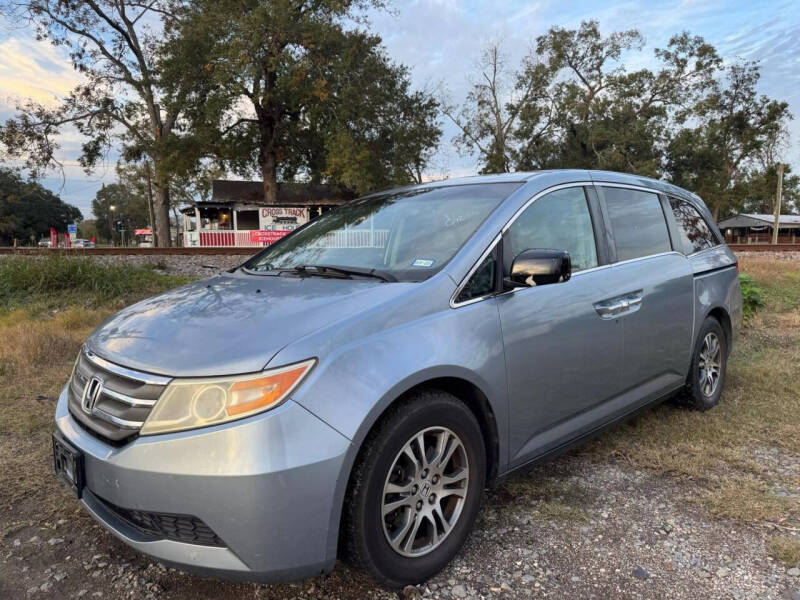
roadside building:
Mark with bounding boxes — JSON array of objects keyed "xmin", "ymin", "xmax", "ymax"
[
  {"xmin": 718, "ymin": 214, "xmax": 800, "ymax": 245},
  {"xmin": 181, "ymin": 180, "xmax": 354, "ymax": 247}
]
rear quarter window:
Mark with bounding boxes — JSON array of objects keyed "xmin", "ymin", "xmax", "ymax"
[{"xmin": 668, "ymin": 197, "xmax": 719, "ymax": 254}]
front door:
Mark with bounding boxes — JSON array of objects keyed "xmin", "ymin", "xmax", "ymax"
[{"xmin": 496, "ymin": 186, "xmax": 623, "ymax": 467}]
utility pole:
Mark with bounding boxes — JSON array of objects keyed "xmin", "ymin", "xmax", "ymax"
[
  {"xmin": 772, "ymin": 163, "xmax": 784, "ymax": 245},
  {"xmin": 145, "ymin": 162, "xmax": 158, "ymax": 248}
]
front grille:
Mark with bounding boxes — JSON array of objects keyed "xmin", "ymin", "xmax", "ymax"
[
  {"xmin": 94, "ymin": 493, "xmax": 225, "ymax": 547},
  {"xmin": 68, "ymin": 348, "xmax": 170, "ymax": 444}
]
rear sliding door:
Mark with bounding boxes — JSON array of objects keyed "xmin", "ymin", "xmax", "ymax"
[{"xmin": 597, "ymin": 185, "xmax": 694, "ymax": 400}]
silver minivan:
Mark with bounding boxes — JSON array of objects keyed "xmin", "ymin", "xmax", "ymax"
[{"xmin": 53, "ymin": 170, "xmax": 742, "ymax": 587}]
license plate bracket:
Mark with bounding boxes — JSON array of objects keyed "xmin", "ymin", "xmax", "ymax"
[{"xmin": 52, "ymin": 431, "xmax": 84, "ymax": 498}]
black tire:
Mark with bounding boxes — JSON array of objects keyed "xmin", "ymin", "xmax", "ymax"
[
  {"xmin": 342, "ymin": 390, "xmax": 486, "ymax": 588},
  {"xmin": 683, "ymin": 316, "xmax": 728, "ymax": 411}
]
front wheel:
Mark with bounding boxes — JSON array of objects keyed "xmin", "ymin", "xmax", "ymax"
[
  {"xmin": 684, "ymin": 317, "xmax": 728, "ymax": 411},
  {"xmin": 342, "ymin": 390, "xmax": 486, "ymax": 587}
]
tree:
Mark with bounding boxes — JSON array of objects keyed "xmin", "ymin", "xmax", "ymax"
[
  {"xmin": 92, "ymin": 182, "xmax": 150, "ymax": 244},
  {"xmin": 446, "ymin": 22, "xmax": 720, "ymax": 177},
  {"xmin": 741, "ymin": 165, "xmax": 800, "ymax": 216},
  {"xmin": 666, "ymin": 61, "xmax": 792, "ymax": 220},
  {"xmin": 77, "ymin": 219, "xmax": 99, "ymax": 242},
  {"xmin": 442, "ymin": 44, "xmax": 552, "ymax": 174},
  {"xmin": 321, "ymin": 38, "xmax": 441, "ymax": 193},
  {"xmin": 0, "ymin": 1, "xmax": 200, "ymax": 246},
  {"xmin": 169, "ymin": 0, "xmax": 439, "ymax": 200},
  {"xmin": 0, "ymin": 168, "xmax": 82, "ymax": 245},
  {"xmin": 515, "ymin": 23, "xmax": 719, "ymax": 174}
]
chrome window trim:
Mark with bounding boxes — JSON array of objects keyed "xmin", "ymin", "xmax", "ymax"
[
  {"xmin": 687, "ymin": 245, "xmax": 725, "ymax": 259},
  {"xmin": 83, "ymin": 347, "xmax": 172, "ymax": 386},
  {"xmin": 611, "ymin": 250, "xmax": 684, "ymax": 268}
]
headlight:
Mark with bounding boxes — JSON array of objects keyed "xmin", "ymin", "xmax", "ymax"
[{"xmin": 140, "ymin": 359, "xmax": 316, "ymax": 435}]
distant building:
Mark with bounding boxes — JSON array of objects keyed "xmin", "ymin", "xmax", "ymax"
[
  {"xmin": 181, "ymin": 181, "xmax": 355, "ymax": 247},
  {"xmin": 718, "ymin": 213, "xmax": 800, "ymax": 245}
]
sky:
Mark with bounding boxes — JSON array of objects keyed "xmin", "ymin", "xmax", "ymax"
[{"xmin": 0, "ymin": 0, "xmax": 798, "ymax": 219}]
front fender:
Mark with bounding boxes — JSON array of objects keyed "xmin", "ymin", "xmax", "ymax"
[{"xmin": 271, "ymin": 296, "xmax": 508, "ymax": 566}]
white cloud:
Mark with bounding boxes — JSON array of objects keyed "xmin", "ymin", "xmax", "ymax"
[{"xmin": 0, "ymin": 36, "xmax": 83, "ymax": 108}]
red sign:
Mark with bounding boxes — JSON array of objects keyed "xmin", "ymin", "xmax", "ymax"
[
  {"xmin": 63, "ymin": 232, "xmax": 71, "ymax": 248},
  {"xmin": 249, "ymin": 230, "xmax": 291, "ymax": 244},
  {"xmin": 50, "ymin": 227, "xmax": 58, "ymax": 248},
  {"xmin": 134, "ymin": 228, "xmax": 152, "ymax": 236}
]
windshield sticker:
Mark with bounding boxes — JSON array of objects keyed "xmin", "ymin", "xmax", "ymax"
[{"xmin": 412, "ymin": 258, "xmax": 435, "ymax": 268}]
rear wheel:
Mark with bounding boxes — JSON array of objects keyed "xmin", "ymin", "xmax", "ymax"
[
  {"xmin": 684, "ymin": 317, "xmax": 728, "ymax": 411},
  {"xmin": 342, "ymin": 390, "xmax": 486, "ymax": 587}
]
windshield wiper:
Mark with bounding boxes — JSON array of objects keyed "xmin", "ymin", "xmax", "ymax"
[{"xmin": 295, "ymin": 264, "xmax": 397, "ymax": 282}]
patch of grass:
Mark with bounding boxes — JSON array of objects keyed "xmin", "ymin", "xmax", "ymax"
[
  {"xmin": 699, "ymin": 477, "xmax": 795, "ymax": 524},
  {"xmin": 0, "ymin": 256, "xmax": 191, "ymax": 311},
  {"xmin": 0, "ymin": 307, "xmax": 108, "ymax": 378},
  {"xmin": 767, "ymin": 535, "xmax": 800, "ymax": 567},
  {"xmin": 503, "ymin": 477, "xmax": 590, "ymax": 522},
  {"xmin": 536, "ymin": 500, "xmax": 589, "ymax": 522},
  {"xmin": 741, "ymin": 257, "xmax": 800, "ymax": 313}
]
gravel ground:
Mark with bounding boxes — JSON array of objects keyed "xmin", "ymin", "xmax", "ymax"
[{"xmin": 3, "ymin": 450, "xmax": 799, "ymax": 600}]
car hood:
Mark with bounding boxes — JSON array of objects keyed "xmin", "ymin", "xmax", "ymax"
[{"xmin": 86, "ymin": 272, "xmax": 415, "ymax": 377}]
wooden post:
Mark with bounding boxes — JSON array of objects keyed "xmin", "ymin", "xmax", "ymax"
[
  {"xmin": 145, "ymin": 162, "xmax": 158, "ymax": 247},
  {"xmin": 772, "ymin": 163, "xmax": 784, "ymax": 245}
]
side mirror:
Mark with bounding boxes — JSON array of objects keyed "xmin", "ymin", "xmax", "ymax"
[{"xmin": 504, "ymin": 248, "xmax": 571, "ymax": 289}]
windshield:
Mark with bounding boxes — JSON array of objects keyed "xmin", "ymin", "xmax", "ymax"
[{"xmin": 243, "ymin": 183, "xmax": 521, "ymax": 281}]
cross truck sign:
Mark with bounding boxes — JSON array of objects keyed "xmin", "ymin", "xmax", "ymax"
[{"xmin": 249, "ymin": 230, "xmax": 291, "ymax": 245}]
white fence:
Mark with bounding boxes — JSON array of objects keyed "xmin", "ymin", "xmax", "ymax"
[{"xmin": 184, "ymin": 228, "xmax": 390, "ymax": 248}]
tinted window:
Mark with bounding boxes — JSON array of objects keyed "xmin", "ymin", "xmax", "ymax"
[
  {"xmin": 455, "ymin": 253, "xmax": 496, "ymax": 303},
  {"xmin": 603, "ymin": 188, "xmax": 671, "ymax": 261},
  {"xmin": 244, "ymin": 183, "xmax": 520, "ymax": 282},
  {"xmin": 504, "ymin": 187, "xmax": 598, "ymax": 272},
  {"xmin": 668, "ymin": 197, "xmax": 718, "ymax": 254}
]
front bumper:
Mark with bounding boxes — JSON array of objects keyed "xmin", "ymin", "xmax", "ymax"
[{"xmin": 55, "ymin": 385, "xmax": 352, "ymax": 582}]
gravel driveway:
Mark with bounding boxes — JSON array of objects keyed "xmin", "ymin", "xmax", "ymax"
[{"xmin": 3, "ymin": 448, "xmax": 799, "ymax": 600}]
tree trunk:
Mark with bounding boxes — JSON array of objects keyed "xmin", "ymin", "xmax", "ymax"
[
  {"xmin": 153, "ymin": 174, "xmax": 172, "ymax": 247},
  {"xmin": 260, "ymin": 141, "xmax": 278, "ymax": 204}
]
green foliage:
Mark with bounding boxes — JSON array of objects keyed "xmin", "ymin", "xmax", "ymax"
[
  {"xmin": 0, "ymin": 256, "xmax": 190, "ymax": 310},
  {"xmin": 445, "ymin": 20, "xmax": 791, "ymax": 221},
  {"xmin": 445, "ymin": 22, "xmax": 722, "ymax": 177},
  {"xmin": 0, "ymin": 1, "xmax": 200, "ymax": 247},
  {"xmin": 92, "ymin": 183, "xmax": 151, "ymax": 243},
  {"xmin": 166, "ymin": 0, "xmax": 439, "ymax": 199},
  {"xmin": 739, "ymin": 273, "xmax": 765, "ymax": 319},
  {"xmin": 0, "ymin": 168, "xmax": 82, "ymax": 245},
  {"xmin": 666, "ymin": 62, "xmax": 792, "ymax": 220}
]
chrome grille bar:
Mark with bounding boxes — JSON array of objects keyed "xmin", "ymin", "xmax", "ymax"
[
  {"xmin": 100, "ymin": 387, "xmax": 157, "ymax": 408},
  {"xmin": 83, "ymin": 348, "xmax": 172, "ymax": 386}
]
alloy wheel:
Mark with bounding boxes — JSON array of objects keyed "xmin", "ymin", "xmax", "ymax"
[
  {"xmin": 698, "ymin": 332, "xmax": 722, "ymax": 397},
  {"xmin": 381, "ymin": 427, "xmax": 469, "ymax": 557}
]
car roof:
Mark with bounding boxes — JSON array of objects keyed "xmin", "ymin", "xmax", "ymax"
[{"xmin": 375, "ymin": 170, "xmax": 699, "ymax": 202}]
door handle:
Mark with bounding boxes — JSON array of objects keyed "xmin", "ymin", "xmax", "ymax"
[
  {"xmin": 594, "ymin": 291, "xmax": 643, "ymax": 319},
  {"xmin": 594, "ymin": 300, "xmax": 625, "ymax": 318}
]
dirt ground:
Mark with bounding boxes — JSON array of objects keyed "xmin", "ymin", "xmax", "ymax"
[{"xmin": 1, "ymin": 253, "xmax": 798, "ymax": 599}]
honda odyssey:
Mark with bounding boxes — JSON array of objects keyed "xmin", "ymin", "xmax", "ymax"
[{"xmin": 53, "ymin": 170, "xmax": 742, "ymax": 587}]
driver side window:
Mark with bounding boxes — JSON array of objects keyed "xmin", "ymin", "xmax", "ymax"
[{"xmin": 503, "ymin": 187, "xmax": 598, "ymax": 273}]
